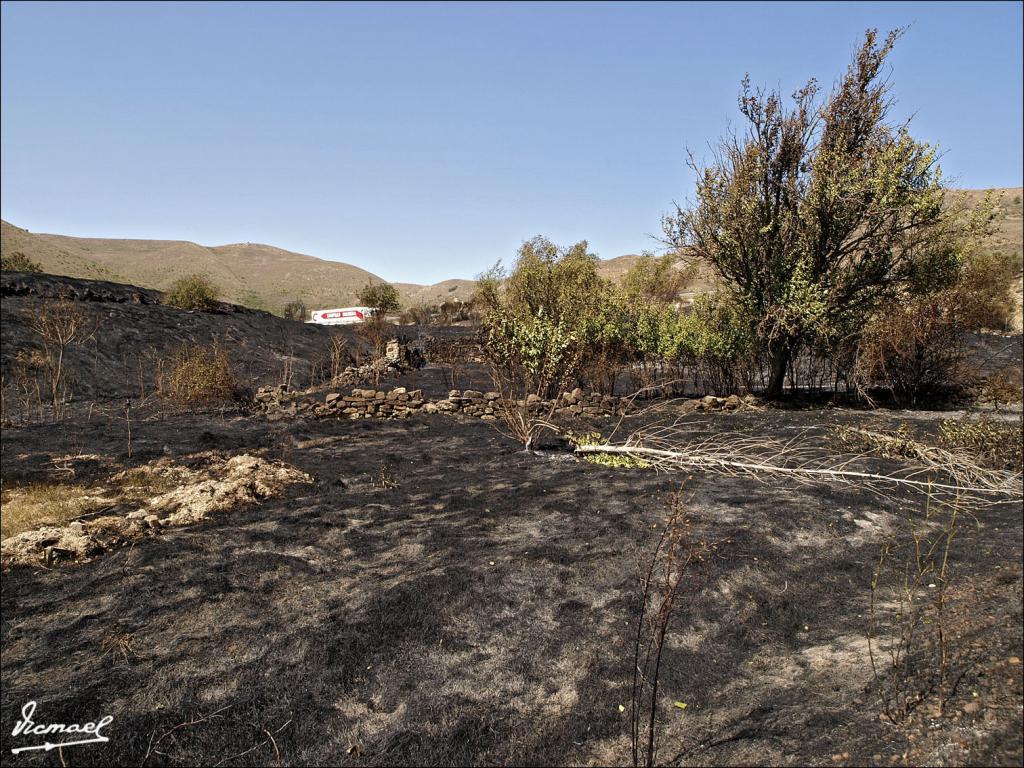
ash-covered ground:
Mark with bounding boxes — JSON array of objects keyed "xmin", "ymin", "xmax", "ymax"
[
  {"xmin": 2, "ymin": 405, "xmax": 1021, "ymax": 766},
  {"xmin": 1, "ymin": 274, "xmax": 1021, "ymax": 766}
]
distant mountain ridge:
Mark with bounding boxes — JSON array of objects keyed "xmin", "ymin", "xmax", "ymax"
[{"xmin": 2, "ymin": 187, "xmax": 1020, "ymax": 317}]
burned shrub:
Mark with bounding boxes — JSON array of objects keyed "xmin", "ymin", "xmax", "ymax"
[
  {"xmin": 854, "ymin": 292, "xmax": 971, "ymax": 405},
  {"xmin": 159, "ymin": 342, "xmax": 239, "ymax": 405},
  {"xmin": 956, "ymin": 249, "xmax": 1020, "ymax": 333},
  {"xmin": 20, "ymin": 299, "xmax": 99, "ymax": 419},
  {"xmin": 283, "ymin": 299, "xmax": 308, "ymax": 322},
  {"xmin": 868, "ymin": 495, "xmax": 966, "ymax": 724}
]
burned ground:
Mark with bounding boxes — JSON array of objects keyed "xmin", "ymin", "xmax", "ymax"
[
  {"xmin": 1, "ymin": 274, "xmax": 1022, "ymax": 766},
  {"xmin": 1, "ymin": 405, "xmax": 1021, "ymax": 766},
  {"xmin": 0, "ymin": 272, "xmax": 387, "ymax": 401}
]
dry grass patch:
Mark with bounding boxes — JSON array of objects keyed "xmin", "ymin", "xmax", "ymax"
[
  {"xmin": 1, "ymin": 467, "xmax": 186, "ymax": 540},
  {"xmin": 2, "ymin": 453, "xmax": 312, "ymax": 567},
  {"xmin": 0, "ymin": 482, "xmax": 114, "ymax": 540},
  {"xmin": 112, "ymin": 465, "xmax": 183, "ymax": 498}
]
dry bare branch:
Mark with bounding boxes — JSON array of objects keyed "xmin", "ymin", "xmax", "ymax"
[{"xmin": 576, "ymin": 423, "xmax": 1021, "ymax": 508}]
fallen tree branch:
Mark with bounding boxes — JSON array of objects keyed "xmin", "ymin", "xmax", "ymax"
[{"xmin": 574, "ymin": 431, "xmax": 1022, "ymax": 507}]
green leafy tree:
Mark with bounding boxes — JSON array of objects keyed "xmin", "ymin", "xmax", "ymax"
[
  {"xmin": 357, "ymin": 281, "xmax": 401, "ymax": 316},
  {"xmin": 663, "ymin": 29, "xmax": 968, "ymax": 397},
  {"xmin": 480, "ymin": 236, "xmax": 632, "ymax": 399}
]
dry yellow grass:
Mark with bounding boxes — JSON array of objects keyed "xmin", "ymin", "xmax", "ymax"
[
  {"xmin": 0, "ymin": 469, "xmax": 180, "ymax": 540},
  {"xmin": 0, "ymin": 483, "xmax": 110, "ymax": 539}
]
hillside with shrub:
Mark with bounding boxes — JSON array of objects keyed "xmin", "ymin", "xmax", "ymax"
[
  {"xmin": 0, "ymin": 220, "xmax": 475, "ymax": 315},
  {"xmin": 4, "ymin": 186, "xmax": 1019, "ymax": 324}
]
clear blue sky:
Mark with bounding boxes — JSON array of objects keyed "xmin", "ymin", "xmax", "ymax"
[{"xmin": 2, "ymin": 1, "xmax": 1022, "ymax": 284}]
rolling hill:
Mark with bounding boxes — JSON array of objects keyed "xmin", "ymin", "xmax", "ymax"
[
  {"xmin": 0, "ymin": 221, "xmax": 474, "ymax": 314},
  {"xmin": 2, "ymin": 187, "xmax": 1020, "ymax": 319}
]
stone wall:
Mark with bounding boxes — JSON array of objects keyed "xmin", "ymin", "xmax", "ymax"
[{"xmin": 255, "ymin": 385, "xmax": 760, "ymax": 422}]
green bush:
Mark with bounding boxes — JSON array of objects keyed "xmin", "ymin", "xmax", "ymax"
[
  {"xmin": 357, "ymin": 281, "xmax": 401, "ymax": 315},
  {"xmin": 676, "ymin": 294, "xmax": 757, "ymax": 393},
  {"xmin": 480, "ymin": 237, "xmax": 620, "ymax": 398},
  {"xmin": 939, "ymin": 415, "xmax": 1023, "ymax": 471},
  {"xmin": 1, "ymin": 251, "xmax": 42, "ymax": 273},
  {"xmin": 480, "ymin": 236, "xmax": 768, "ymax": 397},
  {"xmin": 164, "ymin": 274, "xmax": 220, "ymax": 311},
  {"xmin": 483, "ymin": 306, "xmax": 583, "ymax": 398}
]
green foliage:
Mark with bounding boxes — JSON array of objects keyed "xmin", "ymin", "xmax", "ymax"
[
  {"xmin": 164, "ymin": 274, "xmax": 220, "ymax": 311},
  {"xmin": 484, "ymin": 306, "xmax": 583, "ymax": 398},
  {"xmin": 678, "ymin": 293, "xmax": 755, "ymax": 364},
  {"xmin": 675, "ymin": 293, "xmax": 759, "ymax": 393},
  {"xmin": 1, "ymin": 251, "xmax": 42, "ymax": 273},
  {"xmin": 622, "ymin": 252, "xmax": 692, "ymax": 305},
  {"xmin": 357, "ymin": 281, "xmax": 401, "ymax": 315},
  {"xmin": 481, "ymin": 237, "xmax": 618, "ymax": 398},
  {"xmin": 481, "ymin": 235, "xmax": 765, "ymax": 398},
  {"xmin": 938, "ymin": 415, "xmax": 1023, "ymax": 471},
  {"xmin": 503, "ymin": 236, "xmax": 605, "ymax": 323},
  {"xmin": 568, "ymin": 431, "xmax": 650, "ymax": 468},
  {"xmin": 623, "ymin": 301, "xmax": 683, "ymax": 362},
  {"xmin": 663, "ymin": 29, "xmax": 972, "ymax": 396}
]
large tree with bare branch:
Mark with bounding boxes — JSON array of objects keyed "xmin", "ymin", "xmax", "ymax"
[{"xmin": 663, "ymin": 29, "xmax": 964, "ymax": 397}]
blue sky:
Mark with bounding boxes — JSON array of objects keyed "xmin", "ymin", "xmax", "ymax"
[{"xmin": 2, "ymin": 2, "xmax": 1022, "ymax": 284}]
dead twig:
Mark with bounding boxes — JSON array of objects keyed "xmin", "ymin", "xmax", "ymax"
[
  {"xmin": 212, "ymin": 719, "xmax": 292, "ymax": 766},
  {"xmin": 140, "ymin": 704, "xmax": 232, "ymax": 766}
]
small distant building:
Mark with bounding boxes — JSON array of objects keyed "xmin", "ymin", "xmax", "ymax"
[{"xmin": 306, "ymin": 307, "xmax": 374, "ymax": 325}]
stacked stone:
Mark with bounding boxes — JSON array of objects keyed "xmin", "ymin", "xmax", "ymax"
[
  {"xmin": 332, "ymin": 387, "xmax": 426, "ymax": 419},
  {"xmin": 330, "ymin": 357, "xmax": 404, "ymax": 387},
  {"xmin": 254, "ymin": 385, "xmax": 760, "ymax": 421},
  {"xmin": 256, "ymin": 385, "xmax": 426, "ymax": 420},
  {"xmin": 683, "ymin": 394, "xmax": 760, "ymax": 412},
  {"xmin": 554, "ymin": 387, "xmax": 620, "ymax": 417},
  {"xmin": 434, "ymin": 390, "xmax": 500, "ymax": 420}
]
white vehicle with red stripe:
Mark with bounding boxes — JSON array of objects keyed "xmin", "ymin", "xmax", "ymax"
[{"xmin": 306, "ymin": 306, "xmax": 375, "ymax": 325}]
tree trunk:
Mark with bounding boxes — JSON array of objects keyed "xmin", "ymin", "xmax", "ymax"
[{"xmin": 766, "ymin": 341, "xmax": 792, "ymax": 398}]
